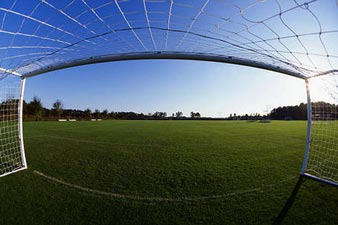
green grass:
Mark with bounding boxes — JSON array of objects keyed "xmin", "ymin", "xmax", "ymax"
[{"xmin": 1, "ymin": 120, "xmax": 338, "ymax": 224}]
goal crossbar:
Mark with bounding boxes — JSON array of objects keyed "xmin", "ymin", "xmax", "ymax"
[{"xmin": 22, "ymin": 52, "xmax": 307, "ymax": 79}]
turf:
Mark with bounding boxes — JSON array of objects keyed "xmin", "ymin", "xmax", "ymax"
[{"xmin": 0, "ymin": 120, "xmax": 338, "ymax": 225}]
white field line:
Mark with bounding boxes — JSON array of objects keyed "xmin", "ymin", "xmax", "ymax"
[{"xmin": 34, "ymin": 170, "xmax": 296, "ymax": 202}]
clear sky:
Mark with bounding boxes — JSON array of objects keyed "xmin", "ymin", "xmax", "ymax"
[{"xmin": 24, "ymin": 60, "xmax": 307, "ymax": 118}]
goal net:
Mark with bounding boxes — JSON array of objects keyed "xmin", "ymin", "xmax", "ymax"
[
  {"xmin": 304, "ymin": 73, "xmax": 338, "ymax": 184},
  {"xmin": 0, "ymin": 74, "xmax": 25, "ymax": 177},
  {"xmin": 0, "ymin": 0, "xmax": 336, "ymax": 184}
]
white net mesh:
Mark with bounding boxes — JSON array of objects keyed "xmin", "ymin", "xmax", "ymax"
[
  {"xmin": 306, "ymin": 73, "xmax": 338, "ymax": 183},
  {"xmin": 0, "ymin": 73, "xmax": 24, "ymax": 176},
  {"xmin": 0, "ymin": 0, "xmax": 335, "ymax": 77}
]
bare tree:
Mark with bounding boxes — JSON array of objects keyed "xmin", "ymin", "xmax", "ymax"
[
  {"xmin": 52, "ymin": 99, "xmax": 64, "ymax": 119},
  {"xmin": 175, "ymin": 111, "xmax": 183, "ymax": 118}
]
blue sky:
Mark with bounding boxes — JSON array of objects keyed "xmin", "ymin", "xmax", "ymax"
[{"xmin": 24, "ymin": 60, "xmax": 307, "ymax": 117}]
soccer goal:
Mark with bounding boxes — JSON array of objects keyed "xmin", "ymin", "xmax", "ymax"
[{"xmin": 0, "ymin": 0, "xmax": 337, "ymax": 188}]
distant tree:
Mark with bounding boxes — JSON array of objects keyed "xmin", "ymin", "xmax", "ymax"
[
  {"xmin": 110, "ymin": 111, "xmax": 116, "ymax": 119},
  {"xmin": 94, "ymin": 109, "xmax": 101, "ymax": 119},
  {"xmin": 190, "ymin": 112, "xmax": 201, "ymax": 118},
  {"xmin": 153, "ymin": 112, "xmax": 158, "ymax": 118},
  {"xmin": 153, "ymin": 112, "xmax": 167, "ymax": 119},
  {"xmin": 84, "ymin": 108, "xmax": 91, "ymax": 119},
  {"xmin": 52, "ymin": 99, "xmax": 64, "ymax": 119},
  {"xmin": 269, "ymin": 103, "xmax": 308, "ymax": 120},
  {"xmin": 175, "ymin": 111, "xmax": 183, "ymax": 118},
  {"xmin": 244, "ymin": 114, "xmax": 249, "ymax": 120},
  {"xmin": 29, "ymin": 96, "xmax": 44, "ymax": 121},
  {"xmin": 102, "ymin": 109, "xmax": 108, "ymax": 118}
]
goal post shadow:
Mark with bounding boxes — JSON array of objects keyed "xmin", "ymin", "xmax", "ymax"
[
  {"xmin": 273, "ymin": 173, "xmax": 338, "ymax": 225},
  {"xmin": 272, "ymin": 175, "xmax": 304, "ymax": 225}
]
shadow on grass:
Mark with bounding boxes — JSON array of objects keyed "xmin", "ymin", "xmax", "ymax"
[{"xmin": 273, "ymin": 175, "xmax": 304, "ymax": 225}]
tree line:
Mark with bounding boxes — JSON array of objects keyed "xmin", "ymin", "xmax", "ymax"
[
  {"xmin": 227, "ymin": 102, "xmax": 336, "ymax": 120},
  {"xmin": 269, "ymin": 102, "xmax": 337, "ymax": 120},
  {"xmin": 2, "ymin": 96, "xmax": 335, "ymax": 121},
  {"xmin": 22, "ymin": 97, "xmax": 203, "ymax": 121}
]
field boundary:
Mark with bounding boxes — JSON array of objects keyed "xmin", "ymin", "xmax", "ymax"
[{"xmin": 34, "ymin": 170, "xmax": 296, "ymax": 202}]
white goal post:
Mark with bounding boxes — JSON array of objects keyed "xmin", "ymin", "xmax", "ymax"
[{"xmin": 0, "ymin": 0, "xmax": 337, "ymax": 187}]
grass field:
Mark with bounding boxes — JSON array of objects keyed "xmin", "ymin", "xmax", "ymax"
[{"xmin": 1, "ymin": 120, "xmax": 338, "ymax": 225}]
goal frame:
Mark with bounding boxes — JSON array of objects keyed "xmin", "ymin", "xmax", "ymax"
[{"xmin": 2, "ymin": 51, "xmax": 338, "ymax": 187}]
